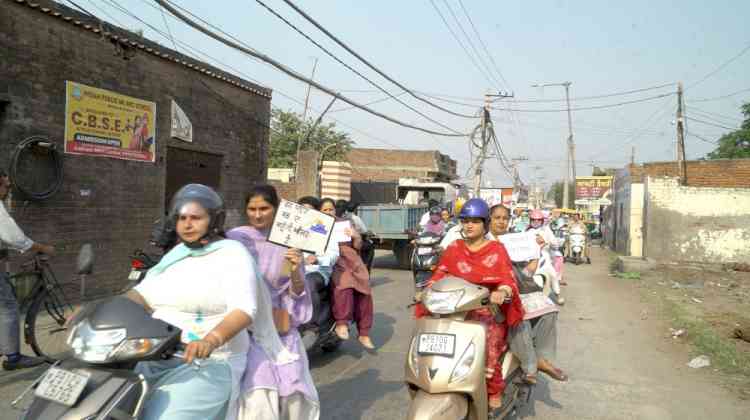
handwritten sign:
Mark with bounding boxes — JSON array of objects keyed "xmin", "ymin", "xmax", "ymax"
[
  {"xmin": 497, "ymin": 231, "xmax": 540, "ymax": 262},
  {"xmin": 268, "ymin": 200, "xmax": 335, "ymax": 254}
]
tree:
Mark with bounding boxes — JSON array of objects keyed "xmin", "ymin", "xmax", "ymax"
[
  {"xmin": 706, "ymin": 102, "xmax": 750, "ymax": 159},
  {"xmin": 268, "ymin": 109, "xmax": 353, "ymax": 168},
  {"xmin": 547, "ymin": 181, "xmax": 575, "ymax": 208}
]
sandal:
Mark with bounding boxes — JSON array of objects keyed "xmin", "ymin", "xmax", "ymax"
[
  {"xmin": 522, "ymin": 373, "xmax": 538, "ymax": 385},
  {"xmin": 538, "ymin": 364, "xmax": 568, "ymax": 382},
  {"xmin": 335, "ymin": 324, "xmax": 350, "ymax": 340}
]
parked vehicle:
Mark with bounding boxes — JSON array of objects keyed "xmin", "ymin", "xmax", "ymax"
[
  {"xmin": 405, "ymin": 277, "xmax": 530, "ymax": 420},
  {"xmin": 411, "ymin": 231, "xmax": 443, "ymax": 290},
  {"xmin": 359, "ymin": 204, "xmax": 426, "ymax": 270}
]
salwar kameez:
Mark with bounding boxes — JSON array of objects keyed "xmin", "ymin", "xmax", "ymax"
[
  {"xmin": 331, "ymin": 241, "xmax": 373, "ymax": 337},
  {"xmin": 227, "ymin": 226, "xmax": 320, "ymax": 420}
]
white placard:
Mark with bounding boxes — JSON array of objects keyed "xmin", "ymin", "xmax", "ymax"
[
  {"xmin": 268, "ymin": 200, "xmax": 336, "ymax": 254},
  {"xmin": 498, "ymin": 231, "xmax": 540, "ymax": 262},
  {"xmin": 170, "ymin": 100, "xmax": 193, "ymax": 143},
  {"xmin": 332, "ymin": 220, "xmax": 352, "ymax": 243}
]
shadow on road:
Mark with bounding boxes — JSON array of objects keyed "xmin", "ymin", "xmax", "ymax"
[
  {"xmin": 513, "ymin": 377, "xmax": 563, "ymax": 418},
  {"xmin": 370, "ymin": 275, "xmax": 393, "ymax": 288},
  {"xmin": 0, "ymin": 364, "xmax": 47, "ymax": 388},
  {"xmin": 372, "ymin": 253, "xmax": 401, "ymax": 270},
  {"xmin": 317, "ymin": 368, "xmax": 403, "ymax": 420}
]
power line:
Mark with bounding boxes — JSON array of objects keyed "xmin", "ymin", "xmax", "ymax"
[
  {"xmin": 491, "ymin": 92, "xmax": 675, "ymax": 113},
  {"xmin": 277, "ymin": 0, "xmax": 476, "ymax": 119},
  {"xmin": 155, "ymin": 0, "xmax": 467, "ymax": 137},
  {"xmin": 689, "ymin": 132, "xmax": 719, "ymax": 145},
  {"xmin": 457, "ymin": 0, "xmax": 511, "ymax": 90},
  {"xmin": 687, "ymin": 41, "xmax": 750, "ymax": 89},
  {"xmin": 686, "ymin": 106, "xmax": 744, "ymax": 124},
  {"xmin": 254, "ymin": 0, "xmax": 473, "ymax": 133},
  {"xmin": 691, "ymin": 87, "xmax": 750, "ymax": 102},
  {"xmin": 103, "ymin": 0, "xmax": 404, "ymax": 150},
  {"xmin": 686, "ymin": 117, "xmax": 739, "ymax": 131},
  {"xmin": 427, "ymin": 0, "xmax": 497, "ymax": 88},
  {"xmin": 440, "ymin": 0, "xmax": 502, "ymax": 89}
]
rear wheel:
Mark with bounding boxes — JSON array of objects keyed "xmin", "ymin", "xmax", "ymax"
[{"xmin": 26, "ymin": 289, "xmax": 73, "ymax": 361}]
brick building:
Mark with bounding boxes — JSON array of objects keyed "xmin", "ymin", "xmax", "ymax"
[
  {"xmin": 346, "ymin": 148, "xmax": 457, "ymax": 182},
  {"xmin": 0, "ymin": 0, "xmax": 270, "ymax": 296}
]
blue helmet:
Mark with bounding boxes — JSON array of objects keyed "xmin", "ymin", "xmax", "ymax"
[{"xmin": 458, "ymin": 198, "xmax": 490, "ymax": 223}]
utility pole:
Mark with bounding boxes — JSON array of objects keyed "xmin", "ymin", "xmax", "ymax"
[
  {"xmin": 631, "ymin": 146, "xmax": 635, "ymax": 165},
  {"xmin": 295, "ymin": 57, "xmax": 318, "ymax": 178},
  {"xmin": 675, "ymin": 82, "xmax": 687, "ymax": 185},
  {"xmin": 473, "ymin": 90, "xmax": 514, "ymax": 196},
  {"xmin": 532, "ymin": 81, "xmax": 574, "ymax": 208}
]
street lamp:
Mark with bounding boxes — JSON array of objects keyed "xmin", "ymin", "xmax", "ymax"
[{"xmin": 531, "ymin": 81, "xmax": 575, "ymax": 208}]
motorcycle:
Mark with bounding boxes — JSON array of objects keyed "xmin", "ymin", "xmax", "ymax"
[
  {"xmin": 566, "ymin": 225, "xmax": 588, "ymax": 265},
  {"xmin": 406, "ymin": 277, "xmax": 530, "ymax": 420},
  {"xmin": 16, "ymin": 250, "xmax": 188, "ymax": 419},
  {"xmin": 411, "ymin": 231, "xmax": 443, "ymax": 290}
]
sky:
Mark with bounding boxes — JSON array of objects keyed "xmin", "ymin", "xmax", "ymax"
[{"xmin": 84, "ymin": 0, "xmax": 750, "ymax": 189}]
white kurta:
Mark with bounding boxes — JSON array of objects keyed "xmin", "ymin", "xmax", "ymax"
[{"xmin": 135, "ymin": 242, "xmax": 259, "ymax": 420}]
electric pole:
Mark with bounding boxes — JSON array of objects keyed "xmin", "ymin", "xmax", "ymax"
[
  {"xmin": 295, "ymin": 57, "xmax": 318, "ymax": 178},
  {"xmin": 676, "ymin": 82, "xmax": 687, "ymax": 185},
  {"xmin": 472, "ymin": 90, "xmax": 514, "ymax": 196},
  {"xmin": 532, "ymin": 81, "xmax": 575, "ymax": 208},
  {"xmin": 631, "ymin": 146, "xmax": 635, "ymax": 165}
]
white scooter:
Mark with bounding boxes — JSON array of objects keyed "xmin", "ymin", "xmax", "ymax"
[{"xmin": 566, "ymin": 225, "xmax": 588, "ymax": 265}]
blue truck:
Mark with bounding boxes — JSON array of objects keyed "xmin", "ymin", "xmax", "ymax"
[{"xmin": 358, "ymin": 204, "xmax": 427, "ymax": 269}]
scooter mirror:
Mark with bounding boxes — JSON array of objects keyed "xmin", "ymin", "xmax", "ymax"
[{"xmin": 77, "ymin": 243, "xmax": 94, "ymax": 275}]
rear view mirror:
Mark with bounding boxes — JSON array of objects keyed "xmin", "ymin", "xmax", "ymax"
[{"xmin": 77, "ymin": 243, "xmax": 94, "ymax": 275}]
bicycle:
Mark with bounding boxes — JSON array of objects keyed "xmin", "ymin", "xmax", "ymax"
[{"xmin": 6, "ymin": 253, "xmax": 74, "ymax": 362}]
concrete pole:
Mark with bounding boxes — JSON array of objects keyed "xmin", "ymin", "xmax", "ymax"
[
  {"xmin": 295, "ymin": 57, "xmax": 318, "ymax": 178},
  {"xmin": 562, "ymin": 81, "xmax": 574, "ymax": 209}
]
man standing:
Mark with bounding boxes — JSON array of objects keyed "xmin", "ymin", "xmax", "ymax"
[{"xmin": 0, "ymin": 169, "xmax": 55, "ymax": 370}]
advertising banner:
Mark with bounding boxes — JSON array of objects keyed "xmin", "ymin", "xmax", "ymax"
[
  {"xmin": 575, "ymin": 176, "xmax": 613, "ymax": 200},
  {"xmin": 170, "ymin": 99, "xmax": 193, "ymax": 143},
  {"xmin": 65, "ymin": 81, "xmax": 156, "ymax": 162}
]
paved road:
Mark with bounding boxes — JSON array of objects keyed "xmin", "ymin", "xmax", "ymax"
[{"xmin": 3, "ymin": 249, "xmax": 750, "ymax": 419}]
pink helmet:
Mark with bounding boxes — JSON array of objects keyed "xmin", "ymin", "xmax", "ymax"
[{"xmin": 530, "ymin": 209, "xmax": 544, "ymax": 220}]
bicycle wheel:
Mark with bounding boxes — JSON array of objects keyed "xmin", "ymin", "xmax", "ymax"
[{"xmin": 25, "ymin": 288, "xmax": 73, "ymax": 361}]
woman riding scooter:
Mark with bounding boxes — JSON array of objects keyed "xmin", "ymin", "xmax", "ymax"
[{"xmin": 415, "ymin": 198, "xmax": 524, "ymax": 414}]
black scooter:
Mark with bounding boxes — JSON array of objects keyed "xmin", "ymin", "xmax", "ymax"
[{"xmin": 411, "ymin": 231, "xmax": 443, "ymax": 290}]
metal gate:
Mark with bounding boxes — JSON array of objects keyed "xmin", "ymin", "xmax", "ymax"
[{"xmin": 165, "ymin": 147, "xmax": 222, "ymax": 209}]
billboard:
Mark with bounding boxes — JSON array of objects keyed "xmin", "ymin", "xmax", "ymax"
[
  {"xmin": 65, "ymin": 81, "xmax": 156, "ymax": 162},
  {"xmin": 575, "ymin": 176, "xmax": 613, "ymax": 205}
]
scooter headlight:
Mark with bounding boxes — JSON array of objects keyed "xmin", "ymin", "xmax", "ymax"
[
  {"xmin": 409, "ymin": 337, "xmax": 419, "ymax": 377},
  {"xmin": 573, "ymin": 246, "xmax": 582, "ymax": 253},
  {"xmin": 110, "ymin": 338, "xmax": 166, "ymax": 361},
  {"xmin": 423, "ymin": 289, "xmax": 464, "ymax": 314},
  {"xmin": 450, "ymin": 343, "xmax": 475, "ymax": 383},
  {"xmin": 68, "ymin": 320, "xmax": 126, "ymax": 363}
]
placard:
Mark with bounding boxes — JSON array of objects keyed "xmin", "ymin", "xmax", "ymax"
[
  {"xmin": 332, "ymin": 220, "xmax": 352, "ymax": 243},
  {"xmin": 267, "ymin": 200, "xmax": 335, "ymax": 254},
  {"xmin": 497, "ymin": 231, "xmax": 540, "ymax": 262}
]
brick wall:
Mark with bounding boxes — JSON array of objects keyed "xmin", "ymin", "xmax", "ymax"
[
  {"xmin": 643, "ymin": 177, "xmax": 750, "ymax": 263},
  {"xmin": 346, "ymin": 148, "xmax": 457, "ymax": 182},
  {"xmin": 628, "ymin": 159, "xmax": 750, "ymax": 188},
  {"xmin": 0, "ymin": 0, "xmax": 270, "ymax": 297}
]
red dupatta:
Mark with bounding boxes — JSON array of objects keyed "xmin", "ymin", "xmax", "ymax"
[{"xmin": 415, "ymin": 239, "xmax": 525, "ymax": 327}]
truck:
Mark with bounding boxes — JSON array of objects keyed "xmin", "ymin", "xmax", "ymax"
[{"xmin": 358, "ymin": 178, "xmax": 462, "ymax": 269}]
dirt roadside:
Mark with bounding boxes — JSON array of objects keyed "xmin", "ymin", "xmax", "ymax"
[{"xmin": 610, "ymin": 252, "xmax": 750, "ymax": 400}]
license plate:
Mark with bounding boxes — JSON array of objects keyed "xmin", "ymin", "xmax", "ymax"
[
  {"xmin": 35, "ymin": 367, "xmax": 90, "ymax": 406},
  {"xmin": 417, "ymin": 333, "xmax": 456, "ymax": 356},
  {"xmin": 417, "ymin": 247, "xmax": 433, "ymax": 256},
  {"xmin": 128, "ymin": 269, "xmax": 142, "ymax": 281}
]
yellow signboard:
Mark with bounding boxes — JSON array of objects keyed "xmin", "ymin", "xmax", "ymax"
[{"xmin": 64, "ymin": 81, "xmax": 156, "ymax": 162}]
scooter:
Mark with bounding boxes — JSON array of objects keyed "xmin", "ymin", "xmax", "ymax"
[
  {"xmin": 566, "ymin": 225, "xmax": 587, "ymax": 265},
  {"xmin": 405, "ymin": 277, "xmax": 530, "ymax": 420},
  {"xmin": 411, "ymin": 231, "xmax": 443, "ymax": 290},
  {"xmin": 15, "ymin": 252, "xmax": 187, "ymax": 419}
]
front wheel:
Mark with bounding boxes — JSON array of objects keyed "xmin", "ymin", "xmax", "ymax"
[{"xmin": 25, "ymin": 289, "xmax": 73, "ymax": 361}]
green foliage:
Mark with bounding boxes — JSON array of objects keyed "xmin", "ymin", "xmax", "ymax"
[
  {"xmin": 706, "ymin": 103, "xmax": 750, "ymax": 160},
  {"xmin": 616, "ymin": 271, "xmax": 641, "ymax": 280},
  {"xmin": 547, "ymin": 181, "xmax": 575, "ymax": 208},
  {"xmin": 268, "ymin": 109, "xmax": 353, "ymax": 168}
]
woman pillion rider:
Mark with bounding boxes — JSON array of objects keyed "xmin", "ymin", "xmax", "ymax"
[
  {"xmin": 415, "ymin": 198, "xmax": 524, "ymax": 411},
  {"xmin": 227, "ymin": 185, "xmax": 320, "ymax": 420},
  {"xmin": 487, "ymin": 204, "xmax": 568, "ymax": 384},
  {"xmin": 123, "ymin": 184, "xmax": 283, "ymax": 420}
]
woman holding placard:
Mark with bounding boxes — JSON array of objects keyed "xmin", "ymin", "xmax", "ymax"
[
  {"xmin": 227, "ymin": 184, "xmax": 320, "ymax": 420},
  {"xmin": 320, "ymin": 198, "xmax": 375, "ymax": 350}
]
